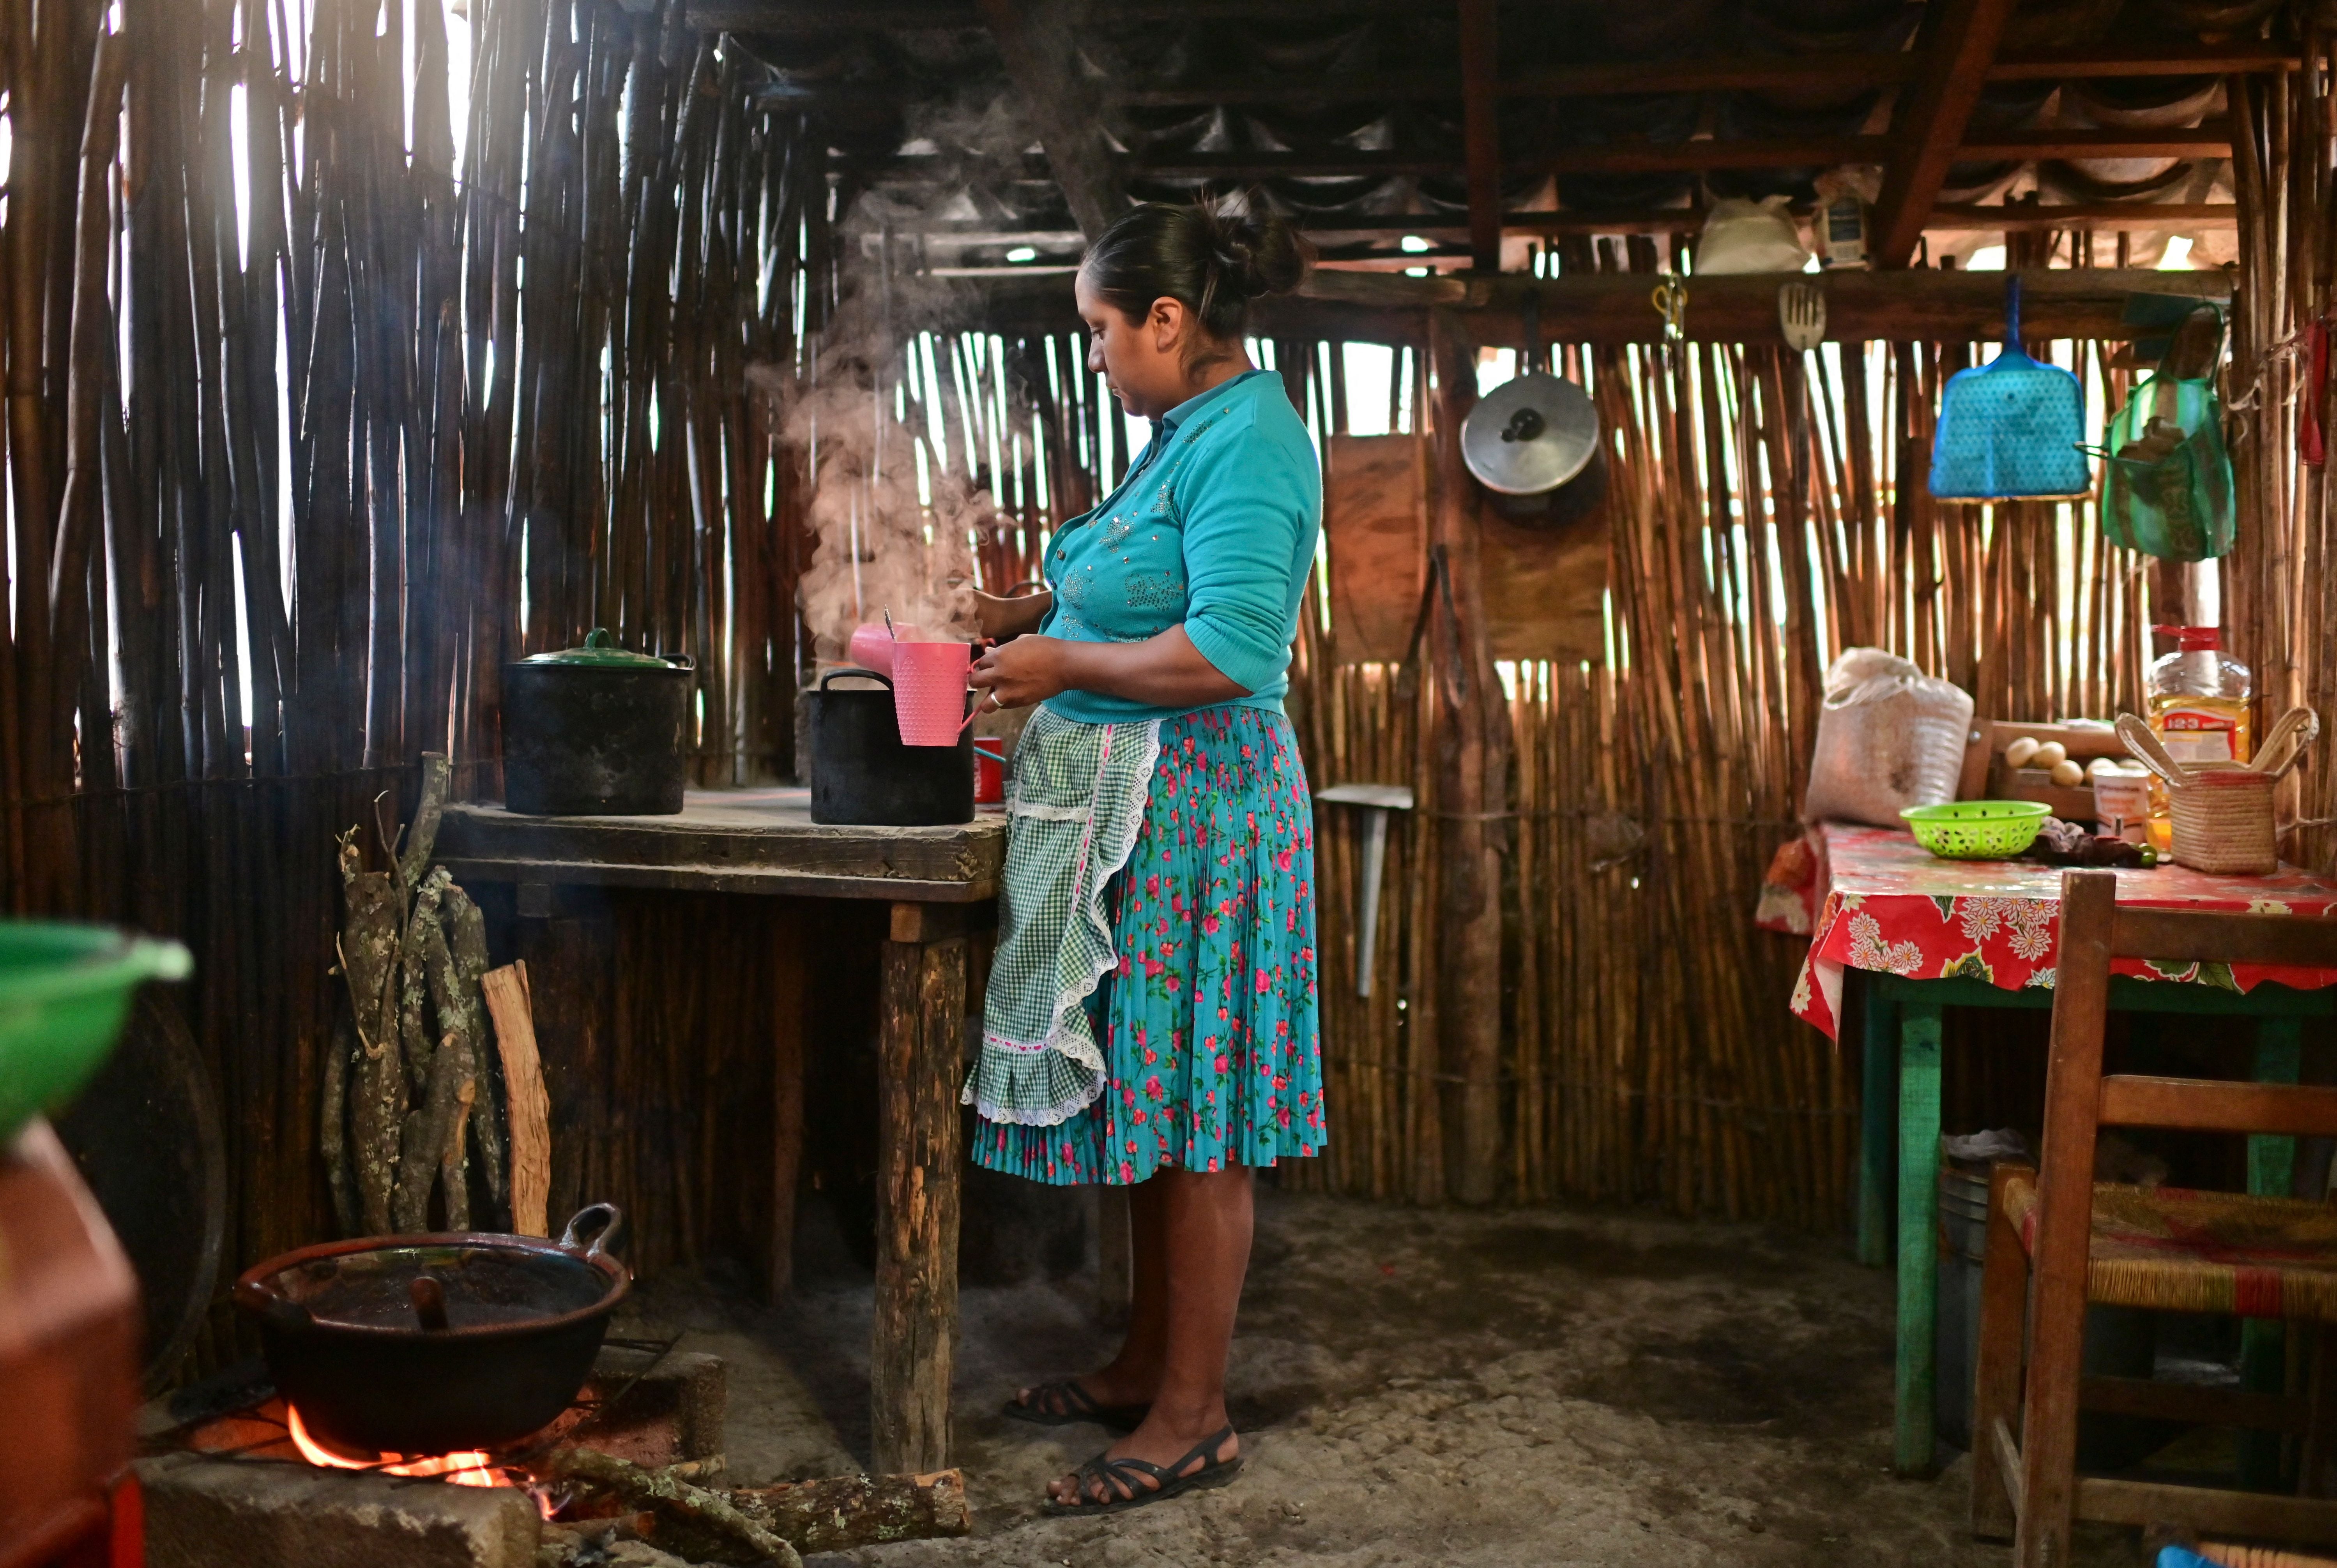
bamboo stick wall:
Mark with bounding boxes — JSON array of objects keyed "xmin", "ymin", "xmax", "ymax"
[
  {"xmin": 1278, "ymin": 254, "xmax": 2232, "ymax": 1220},
  {"xmin": 0, "ymin": 0, "xmax": 2329, "ymax": 1319},
  {"xmin": 0, "ymin": 0, "xmax": 847, "ymax": 1325}
]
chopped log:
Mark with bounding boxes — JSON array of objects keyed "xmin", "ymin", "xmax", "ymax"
[
  {"xmin": 339, "ymin": 831, "xmax": 406, "ymax": 1234},
  {"xmin": 398, "ymin": 871, "xmax": 448, "ymax": 1097},
  {"xmin": 399, "ymin": 752, "xmax": 452, "ymax": 888},
  {"xmin": 445, "ymin": 1077, "xmax": 478, "ymax": 1229},
  {"xmin": 541, "ymin": 1446, "xmax": 802, "ymax": 1568},
  {"xmin": 444, "ymin": 881, "xmax": 508, "ymax": 1207},
  {"xmin": 727, "ymin": 1469, "xmax": 970, "ymax": 1554},
  {"xmin": 320, "ymin": 1006, "xmax": 358, "ymax": 1236},
  {"xmin": 392, "ymin": 872, "xmax": 453, "ymax": 1231},
  {"xmin": 483, "ymin": 960, "xmax": 552, "ymax": 1236}
]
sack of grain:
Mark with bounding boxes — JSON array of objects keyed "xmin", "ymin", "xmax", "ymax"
[{"xmin": 1801, "ymin": 648, "xmax": 1975, "ymax": 827}]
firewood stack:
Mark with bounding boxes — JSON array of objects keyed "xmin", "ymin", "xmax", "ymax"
[{"xmin": 324, "ymin": 752, "xmax": 507, "ymax": 1235}]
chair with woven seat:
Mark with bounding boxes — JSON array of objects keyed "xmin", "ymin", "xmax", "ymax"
[
  {"xmin": 2193, "ymin": 1542, "xmax": 2337, "ymax": 1567},
  {"xmin": 1972, "ymin": 869, "xmax": 2337, "ymax": 1564}
]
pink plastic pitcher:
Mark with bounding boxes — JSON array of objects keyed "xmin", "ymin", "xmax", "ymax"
[
  {"xmin": 848, "ymin": 621, "xmax": 916, "ymax": 676},
  {"xmin": 891, "ymin": 639, "xmax": 972, "ymax": 747}
]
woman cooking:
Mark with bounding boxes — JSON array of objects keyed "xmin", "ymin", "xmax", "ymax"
[{"xmin": 963, "ymin": 196, "xmax": 1324, "ymax": 1515}]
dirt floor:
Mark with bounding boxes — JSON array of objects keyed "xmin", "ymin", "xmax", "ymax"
[{"xmin": 619, "ymin": 1188, "xmax": 2146, "ymax": 1568}]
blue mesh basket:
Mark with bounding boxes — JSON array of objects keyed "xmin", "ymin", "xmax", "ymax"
[{"xmin": 1929, "ymin": 276, "xmax": 2092, "ymax": 501}]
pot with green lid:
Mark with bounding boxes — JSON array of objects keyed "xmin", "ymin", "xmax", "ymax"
[{"xmin": 504, "ymin": 629, "xmax": 691, "ymax": 815}]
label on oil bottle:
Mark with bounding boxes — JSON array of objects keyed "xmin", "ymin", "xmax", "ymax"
[{"xmin": 2155, "ymin": 703, "xmax": 2247, "ymax": 765}]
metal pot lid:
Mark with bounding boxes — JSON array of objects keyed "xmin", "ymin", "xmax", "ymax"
[
  {"xmin": 1462, "ymin": 372, "xmax": 1601, "ymax": 496},
  {"xmin": 517, "ymin": 628, "xmax": 677, "ymax": 669}
]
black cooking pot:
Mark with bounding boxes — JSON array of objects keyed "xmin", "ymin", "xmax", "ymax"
[
  {"xmin": 804, "ymin": 667, "xmax": 974, "ymax": 827},
  {"xmin": 504, "ymin": 630, "xmax": 689, "ymax": 816},
  {"xmin": 232, "ymin": 1204, "xmax": 627, "ymax": 1455}
]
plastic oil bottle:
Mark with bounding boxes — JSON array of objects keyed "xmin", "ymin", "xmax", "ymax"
[{"xmin": 2144, "ymin": 625, "xmax": 2252, "ymax": 852}]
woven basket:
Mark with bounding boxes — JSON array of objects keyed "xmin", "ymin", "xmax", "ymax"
[{"xmin": 2118, "ymin": 708, "xmax": 2320, "ymax": 876}]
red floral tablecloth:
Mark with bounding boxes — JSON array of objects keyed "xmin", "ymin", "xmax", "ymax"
[{"xmin": 1761, "ymin": 823, "xmax": 2337, "ymax": 1039}]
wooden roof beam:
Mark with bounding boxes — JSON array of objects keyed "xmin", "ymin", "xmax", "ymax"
[
  {"xmin": 1872, "ymin": 0, "xmax": 2020, "ymax": 268},
  {"xmin": 1084, "ymin": 42, "xmax": 2298, "ymax": 105},
  {"xmin": 1457, "ymin": 0, "xmax": 1501, "ymax": 271},
  {"xmin": 968, "ymin": 266, "xmax": 2233, "ymax": 345},
  {"xmin": 977, "ymin": 0, "xmax": 1124, "ymax": 242}
]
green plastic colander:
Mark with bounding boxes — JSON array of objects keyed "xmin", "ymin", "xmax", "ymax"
[
  {"xmin": 0, "ymin": 921, "xmax": 192, "ymax": 1142},
  {"xmin": 1900, "ymin": 801, "xmax": 2051, "ymax": 860}
]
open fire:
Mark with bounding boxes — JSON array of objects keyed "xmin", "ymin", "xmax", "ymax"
[
  {"xmin": 281, "ymin": 1402, "xmax": 538, "ymax": 1499},
  {"xmin": 144, "ymin": 1344, "xmax": 728, "ymax": 1567}
]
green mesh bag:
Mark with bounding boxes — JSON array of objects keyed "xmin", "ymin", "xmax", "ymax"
[{"xmin": 2087, "ymin": 321, "xmax": 2235, "ymax": 563}]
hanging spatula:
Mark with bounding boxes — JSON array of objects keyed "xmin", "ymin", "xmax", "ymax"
[{"xmin": 1779, "ymin": 279, "xmax": 1825, "ymax": 351}]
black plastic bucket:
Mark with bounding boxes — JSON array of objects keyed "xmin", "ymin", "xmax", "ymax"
[
  {"xmin": 1936, "ymin": 1142, "xmax": 2160, "ymax": 1462},
  {"xmin": 804, "ymin": 667, "xmax": 974, "ymax": 827}
]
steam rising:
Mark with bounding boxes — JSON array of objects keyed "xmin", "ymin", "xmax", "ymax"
[{"xmin": 756, "ymin": 89, "xmax": 1060, "ymax": 666}]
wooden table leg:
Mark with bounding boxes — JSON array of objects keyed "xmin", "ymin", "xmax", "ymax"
[
  {"xmin": 1858, "ymin": 978, "xmax": 1900, "ymax": 1268},
  {"xmin": 873, "ymin": 901, "xmax": 966, "ymax": 1476},
  {"xmin": 1895, "ymin": 1000, "xmax": 1945, "ymax": 1477},
  {"xmin": 768, "ymin": 905, "xmax": 805, "ymax": 1302},
  {"xmin": 2242, "ymin": 1016, "xmax": 2305, "ymax": 1488}
]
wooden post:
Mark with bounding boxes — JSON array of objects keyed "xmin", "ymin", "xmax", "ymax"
[
  {"xmin": 1867, "ymin": 0, "xmax": 2020, "ymax": 267},
  {"xmin": 1427, "ymin": 309, "xmax": 1509, "ymax": 1205},
  {"xmin": 873, "ymin": 901, "xmax": 966, "ymax": 1476},
  {"xmin": 1456, "ymin": 0, "xmax": 1501, "ymax": 274},
  {"xmin": 769, "ymin": 903, "xmax": 806, "ymax": 1301}
]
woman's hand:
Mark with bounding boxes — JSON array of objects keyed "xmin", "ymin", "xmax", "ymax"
[
  {"xmin": 971, "ymin": 625, "xmax": 1247, "ymax": 714},
  {"xmin": 970, "ymin": 635, "xmax": 1073, "ymax": 712}
]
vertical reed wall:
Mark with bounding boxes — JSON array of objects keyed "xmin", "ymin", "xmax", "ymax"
[{"xmin": 0, "ymin": 3, "xmax": 2328, "ymax": 1319}]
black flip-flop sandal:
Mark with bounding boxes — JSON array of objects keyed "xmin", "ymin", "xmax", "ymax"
[
  {"xmin": 1002, "ymin": 1378, "xmax": 1151, "ymax": 1432},
  {"xmin": 1043, "ymin": 1424, "xmax": 1243, "ymax": 1516}
]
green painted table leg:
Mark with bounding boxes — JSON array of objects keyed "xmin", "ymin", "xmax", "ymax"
[
  {"xmin": 1858, "ymin": 983, "xmax": 1900, "ymax": 1268},
  {"xmin": 1895, "ymin": 1001, "xmax": 1945, "ymax": 1477},
  {"xmin": 2241, "ymin": 1017, "xmax": 2305, "ymax": 1489}
]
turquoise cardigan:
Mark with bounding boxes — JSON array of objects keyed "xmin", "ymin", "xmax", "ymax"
[{"xmin": 1038, "ymin": 367, "xmax": 1322, "ymax": 725}]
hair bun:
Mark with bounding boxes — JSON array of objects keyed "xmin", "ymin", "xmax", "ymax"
[
  {"xmin": 1081, "ymin": 194, "xmax": 1314, "ymax": 349},
  {"xmin": 1207, "ymin": 202, "xmax": 1309, "ymax": 300}
]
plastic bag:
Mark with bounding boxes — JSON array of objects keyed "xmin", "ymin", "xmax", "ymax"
[
  {"xmin": 1802, "ymin": 648, "xmax": 1976, "ymax": 827},
  {"xmin": 2091, "ymin": 371, "xmax": 2234, "ymax": 562},
  {"xmin": 1694, "ymin": 196, "xmax": 1811, "ymax": 275}
]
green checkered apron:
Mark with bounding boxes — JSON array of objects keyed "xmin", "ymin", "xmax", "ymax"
[{"xmin": 963, "ymin": 706, "xmax": 1165, "ymax": 1127}]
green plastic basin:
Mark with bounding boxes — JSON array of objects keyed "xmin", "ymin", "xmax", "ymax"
[
  {"xmin": 1900, "ymin": 800, "xmax": 2052, "ymax": 860},
  {"xmin": 0, "ymin": 921, "xmax": 193, "ymax": 1142}
]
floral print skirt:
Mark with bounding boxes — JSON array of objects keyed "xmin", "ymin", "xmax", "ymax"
[{"xmin": 973, "ymin": 704, "xmax": 1326, "ymax": 1186}]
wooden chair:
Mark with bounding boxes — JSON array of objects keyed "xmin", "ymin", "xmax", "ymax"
[
  {"xmin": 2195, "ymin": 1543, "xmax": 2337, "ymax": 1568},
  {"xmin": 1972, "ymin": 869, "xmax": 2337, "ymax": 1564}
]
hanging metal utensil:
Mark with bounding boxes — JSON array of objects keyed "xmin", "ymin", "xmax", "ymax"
[
  {"xmin": 1313, "ymin": 784, "xmax": 1416, "ymax": 998},
  {"xmin": 1651, "ymin": 275, "xmax": 1689, "ymax": 343},
  {"xmin": 1462, "ymin": 290, "xmax": 1606, "ymax": 526},
  {"xmin": 1780, "ymin": 278, "xmax": 1826, "ymax": 351}
]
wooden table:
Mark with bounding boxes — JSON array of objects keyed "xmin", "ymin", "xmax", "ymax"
[
  {"xmin": 439, "ymin": 787, "xmax": 1006, "ymax": 1476},
  {"xmin": 1769, "ymin": 824, "xmax": 2337, "ymax": 1478}
]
